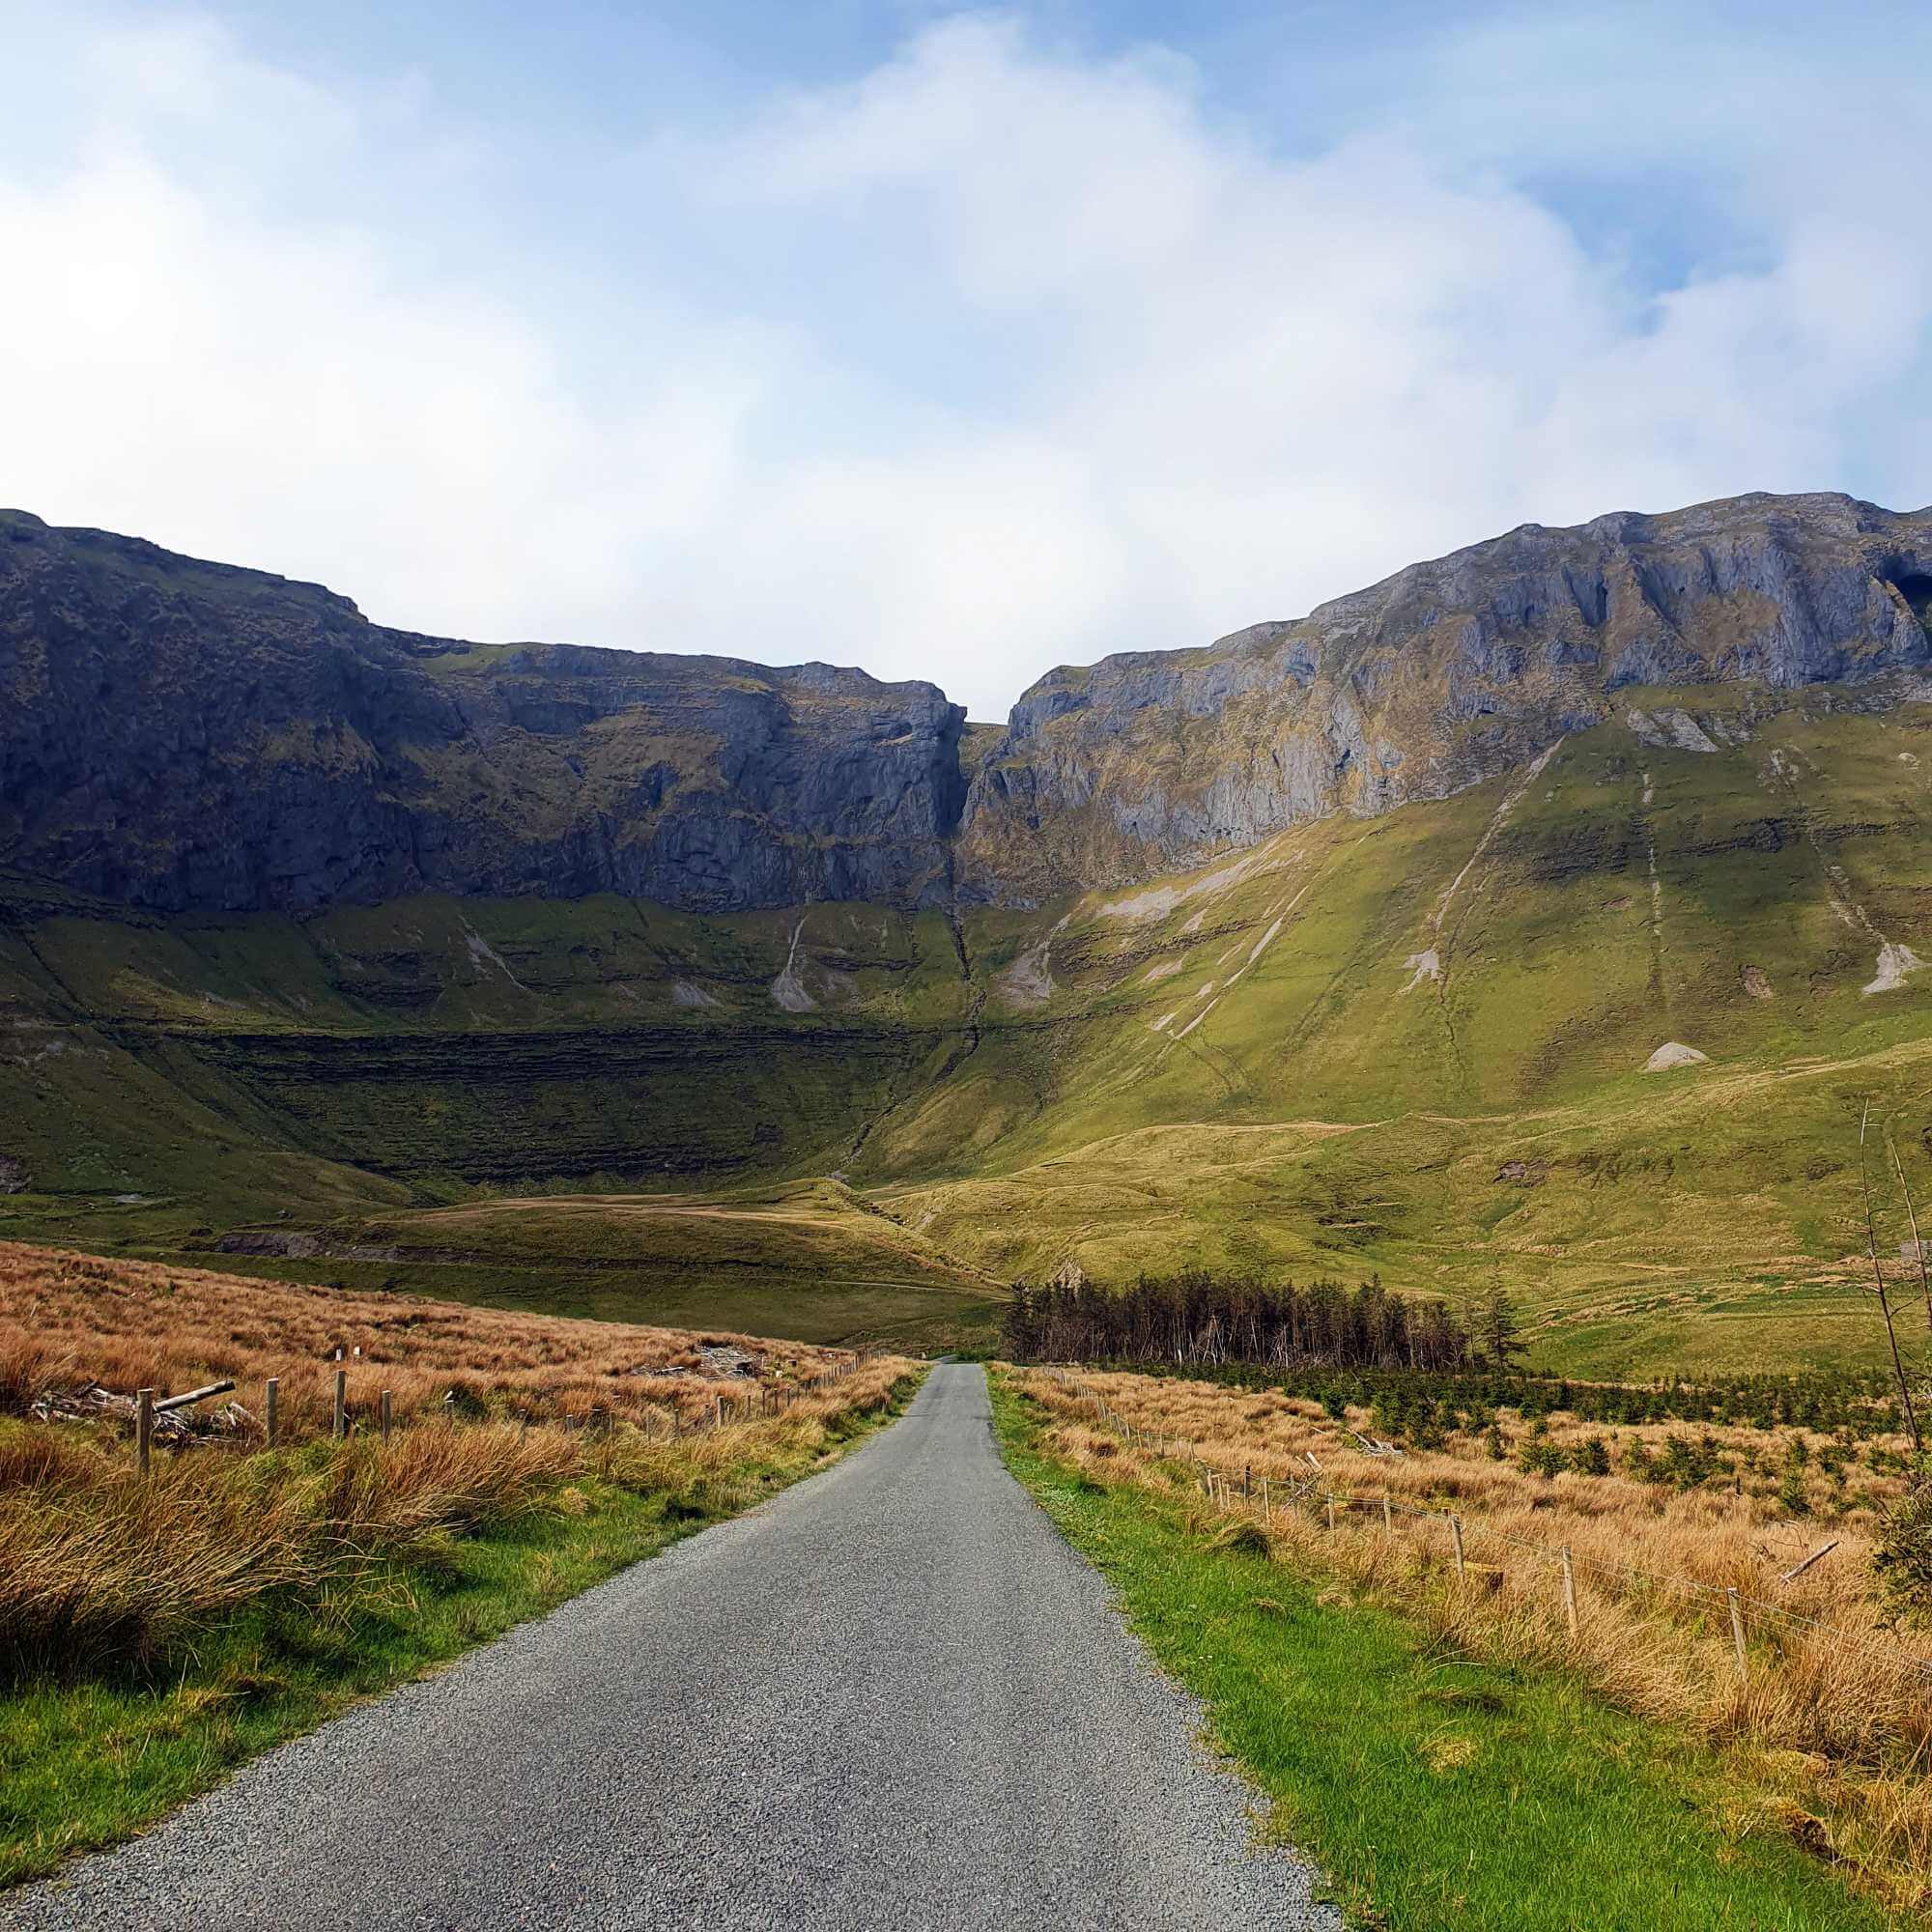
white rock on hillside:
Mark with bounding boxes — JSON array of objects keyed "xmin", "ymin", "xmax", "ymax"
[{"xmin": 1644, "ymin": 1041, "xmax": 1709, "ymax": 1072}]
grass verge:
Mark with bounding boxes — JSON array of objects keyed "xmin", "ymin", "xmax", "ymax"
[
  {"xmin": 0, "ymin": 1370, "xmax": 923, "ymax": 1889},
  {"xmin": 990, "ymin": 1370, "xmax": 1903, "ymax": 1932}
]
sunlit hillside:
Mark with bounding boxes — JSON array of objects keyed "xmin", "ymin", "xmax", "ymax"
[{"xmin": 3, "ymin": 688, "xmax": 1928, "ymax": 1371}]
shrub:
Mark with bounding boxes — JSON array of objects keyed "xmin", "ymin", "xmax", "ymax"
[
  {"xmin": 1873, "ymin": 1480, "xmax": 1932, "ymax": 1613},
  {"xmin": 1656, "ymin": 1434, "xmax": 1719, "ymax": 1492},
  {"xmin": 1778, "ymin": 1459, "xmax": 1813, "ymax": 1517}
]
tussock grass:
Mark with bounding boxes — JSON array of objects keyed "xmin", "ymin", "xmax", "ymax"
[
  {"xmin": 994, "ymin": 1372, "xmax": 1899, "ymax": 1932},
  {"xmin": 0, "ymin": 1239, "xmax": 921, "ymax": 1882},
  {"xmin": 1013, "ymin": 1365, "xmax": 1932, "ymax": 1913},
  {"xmin": 0, "ymin": 1239, "xmax": 863, "ymax": 1435},
  {"xmin": 0, "ymin": 1424, "xmax": 577, "ymax": 1680}
]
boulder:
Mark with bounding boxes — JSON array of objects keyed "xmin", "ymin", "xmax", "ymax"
[{"xmin": 1644, "ymin": 1042, "xmax": 1710, "ymax": 1072}]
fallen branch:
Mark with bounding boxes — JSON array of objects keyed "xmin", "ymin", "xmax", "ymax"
[
  {"xmin": 153, "ymin": 1379, "xmax": 237, "ymax": 1415},
  {"xmin": 1777, "ymin": 1541, "xmax": 1840, "ymax": 1585}
]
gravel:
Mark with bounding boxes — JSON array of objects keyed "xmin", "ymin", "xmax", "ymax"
[{"xmin": 5, "ymin": 1363, "xmax": 1338, "ymax": 1930}]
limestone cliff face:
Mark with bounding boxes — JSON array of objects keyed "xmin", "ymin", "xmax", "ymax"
[
  {"xmin": 954, "ymin": 493, "xmax": 1932, "ymax": 900},
  {"xmin": 0, "ymin": 513, "xmax": 965, "ymax": 913},
  {"xmin": 2, "ymin": 492, "xmax": 1927, "ymax": 916}
]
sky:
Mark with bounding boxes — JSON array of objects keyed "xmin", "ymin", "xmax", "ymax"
[{"xmin": 1, "ymin": 3, "xmax": 1928, "ymax": 720}]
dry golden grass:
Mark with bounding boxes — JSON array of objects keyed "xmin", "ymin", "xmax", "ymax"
[
  {"xmin": 0, "ymin": 1423, "xmax": 580, "ymax": 1676},
  {"xmin": 0, "ymin": 1240, "xmax": 916, "ymax": 1684},
  {"xmin": 0, "ymin": 1239, "xmax": 866, "ymax": 1438},
  {"xmin": 1014, "ymin": 1365, "xmax": 1932, "ymax": 1912}
]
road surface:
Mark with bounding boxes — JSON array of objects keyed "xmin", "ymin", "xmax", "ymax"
[{"xmin": 6, "ymin": 1363, "xmax": 1335, "ymax": 1930}]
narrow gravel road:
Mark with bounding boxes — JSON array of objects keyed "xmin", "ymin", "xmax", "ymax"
[{"xmin": 6, "ymin": 1363, "xmax": 1336, "ymax": 1930}]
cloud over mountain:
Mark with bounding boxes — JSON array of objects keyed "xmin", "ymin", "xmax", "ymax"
[{"xmin": 1, "ymin": 4, "xmax": 1928, "ymax": 717}]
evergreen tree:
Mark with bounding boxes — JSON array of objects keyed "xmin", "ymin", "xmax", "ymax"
[{"xmin": 1479, "ymin": 1284, "xmax": 1525, "ymax": 1371}]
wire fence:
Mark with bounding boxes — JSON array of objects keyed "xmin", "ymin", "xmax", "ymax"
[
  {"xmin": 123, "ymin": 1354, "xmax": 871, "ymax": 1472},
  {"xmin": 1038, "ymin": 1367, "xmax": 1932, "ymax": 1685}
]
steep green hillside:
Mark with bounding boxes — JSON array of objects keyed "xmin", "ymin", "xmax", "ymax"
[
  {"xmin": 0, "ymin": 883, "xmax": 1002, "ymax": 1349},
  {"xmin": 881, "ymin": 696, "xmax": 1932, "ymax": 1373},
  {"xmin": 3, "ymin": 691, "xmax": 1928, "ymax": 1370}
]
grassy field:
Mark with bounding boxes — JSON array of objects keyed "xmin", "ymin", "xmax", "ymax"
[
  {"xmin": 329, "ymin": 1179, "xmax": 1009, "ymax": 1350},
  {"xmin": 1002, "ymin": 1362, "xmax": 1932, "ymax": 1918},
  {"xmin": 992, "ymin": 1372, "xmax": 1908, "ymax": 1930},
  {"xmin": 1, "ymin": 693, "xmax": 1928, "ymax": 1367},
  {"xmin": 176, "ymin": 1176, "xmax": 1005, "ymax": 1352},
  {"xmin": 0, "ymin": 1244, "xmax": 922, "ymax": 1883}
]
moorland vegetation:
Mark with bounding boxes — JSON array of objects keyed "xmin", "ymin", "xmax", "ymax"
[
  {"xmin": 1009, "ymin": 1359, "xmax": 1932, "ymax": 1912},
  {"xmin": 0, "ymin": 1242, "xmax": 918, "ymax": 1881}
]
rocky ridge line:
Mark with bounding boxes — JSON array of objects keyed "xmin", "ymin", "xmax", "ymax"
[{"xmin": 2, "ymin": 491, "xmax": 1927, "ymax": 916}]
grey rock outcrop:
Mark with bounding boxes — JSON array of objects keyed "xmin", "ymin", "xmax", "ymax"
[
  {"xmin": 954, "ymin": 492, "xmax": 1932, "ymax": 897},
  {"xmin": 0, "ymin": 513, "xmax": 965, "ymax": 913},
  {"xmin": 2, "ymin": 491, "xmax": 1927, "ymax": 916}
]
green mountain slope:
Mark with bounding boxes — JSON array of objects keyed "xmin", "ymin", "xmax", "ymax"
[
  {"xmin": 882, "ymin": 696, "xmax": 1932, "ymax": 1373},
  {"xmin": 3, "ymin": 688, "xmax": 1928, "ymax": 1370}
]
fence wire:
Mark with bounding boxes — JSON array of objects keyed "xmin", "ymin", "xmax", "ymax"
[{"xmin": 1038, "ymin": 1368, "xmax": 1932, "ymax": 1683}]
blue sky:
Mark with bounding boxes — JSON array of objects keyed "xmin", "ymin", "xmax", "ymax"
[{"xmin": 2, "ymin": 1, "xmax": 1928, "ymax": 717}]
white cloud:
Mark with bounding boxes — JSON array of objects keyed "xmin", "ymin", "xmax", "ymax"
[{"xmin": 1, "ymin": 8, "xmax": 1929, "ymax": 720}]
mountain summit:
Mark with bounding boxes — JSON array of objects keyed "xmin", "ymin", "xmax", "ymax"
[
  {"xmin": 2, "ymin": 491, "xmax": 1928, "ymax": 917},
  {"xmin": 959, "ymin": 492, "xmax": 1932, "ymax": 898}
]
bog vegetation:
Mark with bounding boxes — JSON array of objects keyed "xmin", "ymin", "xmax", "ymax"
[
  {"xmin": 1009, "ymin": 1360, "xmax": 1932, "ymax": 1913},
  {"xmin": 0, "ymin": 1241, "xmax": 917, "ymax": 1879},
  {"xmin": 1, "ymin": 1240, "xmax": 867, "ymax": 1435}
]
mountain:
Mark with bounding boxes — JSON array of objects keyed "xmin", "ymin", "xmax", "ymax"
[
  {"xmin": 0, "ymin": 510, "xmax": 967, "ymax": 913},
  {"xmin": 957, "ymin": 492, "xmax": 1932, "ymax": 899},
  {"xmin": 4, "ymin": 492, "xmax": 1929, "ymax": 914},
  {"xmin": 1, "ymin": 492, "xmax": 1929, "ymax": 1372}
]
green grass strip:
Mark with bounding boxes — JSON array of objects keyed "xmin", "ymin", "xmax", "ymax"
[
  {"xmin": 990, "ymin": 1372, "xmax": 1902, "ymax": 1932},
  {"xmin": 0, "ymin": 1373, "xmax": 923, "ymax": 1889}
]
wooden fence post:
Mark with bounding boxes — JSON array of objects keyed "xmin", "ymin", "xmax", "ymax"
[
  {"xmin": 1382, "ymin": 1492, "xmax": 1394, "ymax": 1534},
  {"xmin": 380, "ymin": 1390, "xmax": 393, "ymax": 1444},
  {"xmin": 1262, "ymin": 1475, "xmax": 1271, "ymax": 1518},
  {"xmin": 136, "ymin": 1387, "xmax": 154, "ymax": 1477},
  {"xmin": 1244, "ymin": 1464, "xmax": 1251, "ymax": 1502},
  {"xmin": 1450, "ymin": 1514, "xmax": 1466, "ymax": 1580},
  {"xmin": 1325, "ymin": 1495, "xmax": 1337, "ymax": 1533},
  {"xmin": 265, "ymin": 1377, "xmax": 279, "ymax": 1449},
  {"xmin": 1727, "ymin": 1587, "xmax": 1747, "ymax": 1678},
  {"xmin": 1560, "ymin": 1546, "xmax": 1578, "ymax": 1638},
  {"xmin": 333, "ymin": 1369, "xmax": 347, "ymax": 1440}
]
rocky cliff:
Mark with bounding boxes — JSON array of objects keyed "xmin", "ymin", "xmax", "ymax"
[
  {"xmin": 953, "ymin": 492, "xmax": 1932, "ymax": 899},
  {"xmin": 0, "ymin": 512, "xmax": 966, "ymax": 913},
  {"xmin": 2, "ymin": 492, "xmax": 1928, "ymax": 916}
]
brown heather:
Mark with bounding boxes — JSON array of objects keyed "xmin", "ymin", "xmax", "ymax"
[
  {"xmin": 0, "ymin": 1242, "xmax": 914, "ymax": 1682},
  {"xmin": 1014, "ymin": 1365, "xmax": 1932, "ymax": 1913},
  {"xmin": 0, "ymin": 1239, "xmax": 865, "ymax": 1435}
]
